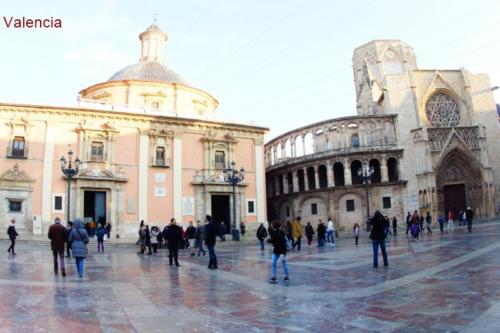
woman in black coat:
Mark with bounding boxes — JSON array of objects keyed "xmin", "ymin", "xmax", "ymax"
[
  {"xmin": 370, "ymin": 210, "xmax": 389, "ymax": 268},
  {"xmin": 204, "ymin": 215, "xmax": 218, "ymax": 270}
]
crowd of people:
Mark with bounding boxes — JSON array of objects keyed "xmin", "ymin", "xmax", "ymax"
[{"xmin": 5, "ymin": 206, "xmax": 476, "ymax": 281}]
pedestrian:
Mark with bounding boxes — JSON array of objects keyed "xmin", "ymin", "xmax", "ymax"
[
  {"xmin": 292, "ymin": 217, "xmax": 303, "ymax": 251},
  {"xmin": 384, "ymin": 216, "xmax": 392, "ymax": 236},
  {"xmin": 7, "ymin": 218, "xmax": 18, "ymax": 255},
  {"xmin": 438, "ymin": 215, "xmax": 445, "ymax": 233},
  {"xmin": 466, "ymin": 207, "xmax": 474, "ymax": 232},
  {"xmin": 285, "ymin": 220, "xmax": 293, "ymax": 250},
  {"xmin": 269, "ymin": 220, "xmax": 289, "ymax": 283},
  {"xmin": 240, "ymin": 222, "xmax": 246, "ymax": 237},
  {"xmin": 405, "ymin": 212, "xmax": 412, "ymax": 235},
  {"xmin": 305, "ymin": 221, "xmax": 314, "ymax": 247},
  {"xmin": 66, "ymin": 221, "xmax": 73, "ymax": 257},
  {"xmin": 67, "ymin": 218, "xmax": 89, "ymax": 278},
  {"xmin": 195, "ymin": 220, "xmax": 206, "ymax": 257},
  {"xmin": 157, "ymin": 226, "xmax": 164, "ymax": 249},
  {"xmin": 166, "ymin": 218, "xmax": 182, "ymax": 267},
  {"xmin": 392, "ymin": 217, "xmax": 397, "ymax": 236},
  {"xmin": 105, "ymin": 222, "xmax": 111, "ymax": 239},
  {"xmin": 462, "ymin": 211, "xmax": 467, "ymax": 227},
  {"xmin": 426, "ymin": 212, "xmax": 433, "ymax": 236},
  {"xmin": 137, "ymin": 225, "xmax": 147, "ymax": 254},
  {"xmin": 326, "ymin": 217, "xmax": 336, "ymax": 247},
  {"xmin": 96, "ymin": 223, "xmax": 106, "ymax": 253},
  {"xmin": 150, "ymin": 226, "xmax": 160, "ymax": 254},
  {"xmin": 353, "ymin": 223, "xmax": 360, "ymax": 246},
  {"xmin": 411, "ymin": 210, "xmax": 420, "ymax": 241},
  {"xmin": 447, "ymin": 211, "xmax": 454, "ymax": 231},
  {"xmin": 144, "ymin": 225, "xmax": 152, "ymax": 255},
  {"xmin": 205, "ymin": 215, "xmax": 218, "ymax": 270},
  {"xmin": 48, "ymin": 217, "xmax": 68, "ymax": 276},
  {"xmin": 370, "ymin": 211, "xmax": 389, "ymax": 268},
  {"xmin": 136, "ymin": 220, "xmax": 144, "ymax": 245},
  {"xmin": 186, "ymin": 221, "xmax": 197, "ymax": 257},
  {"xmin": 256, "ymin": 223, "xmax": 268, "ymax": 250},
  {"xmin": 219, "ymin": 221, "xmax": 226, "ymax": 241},
  {"xmin": 88, "ymin": 218, "xmax": 96, "ymax": 238},
  {"xmin": 317, "ymin": 219, "xmax": 326, "ymax": 247},
  {"xmin": 419, "ymin": 215, "xmax": 424, "ymax": 233}
]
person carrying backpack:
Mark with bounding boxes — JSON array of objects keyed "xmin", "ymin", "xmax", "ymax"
[{"xmin": 256, "ymin": 223, "xmax": 268, "ymax": 251}]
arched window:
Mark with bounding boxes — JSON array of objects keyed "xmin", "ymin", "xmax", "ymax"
[
  {"xmin": 287, "ymin": 172, "xmax": 293, "ymax": 193},
  {"xmin": 276, "ymin": 143, "xmax": 282, "ymax": 159},
  {"xmin": 295, "ymin": 136, "xmax": 304, "ymax": 157},
  {"xmin": 425, "ymin": 92, "xmax": 460, "ymax": 127},
  {"xmin": 297, "ymin": 169, "xmax": 305, "ymax": 191},
  {"xmin": 304, "ymin": 133, "xmax": 314, "ymax": 155},
  {"xmin": 369, "ymin": 159, "xmax": 381, "ymax": 183},
  {"xmin": 318, "ymin": 165, "xmax": 328, "ymax": 189},
  {"xmin": 351, "ymin": 160, "xmax": 363, "ymax": 185},
  {"xmin": 285, "ymin": 139, "xmax": 292, "ymax": 157},
  {"xmin": 307, "ymin": 167, "xmax": 316, "ymax": 189},
  {"xmin": 333, "ymin": 162, "xmax": 345, "ymax": 186},
  {"xmin": 351, "ymin": 133, "xmax": 360, "ymax": 147},
  {"xmin": 387, "ymin": 157, "xmax": 399, "ymax": 181}
]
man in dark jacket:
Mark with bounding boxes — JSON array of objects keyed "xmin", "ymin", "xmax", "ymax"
[
  {"xmin": 7, "ymin": 218, "xmax": 18, "ymax": 255},
  {"xmin": 405, "ymin": 212, "xmax": 412, "ymax": 235},
  {"xmin": 256, "ymin": 223, "xmax": 267, "ymax": 251},
  {"xmin": 48, "ymin": 217, "xmax": 68, "ymax": 276},
  {"xmin": 370, "ymin": 210, "xmax": 389, "ymax": 268},
  {"xmin": 166, "ymin": 218, "xmax": 182, "ymax": 266},
  {"xmin": 466, "ymin": 207, "xmax": 474, "ymax": 232},
  {"xmin": 269, "ymin": 220, "xmax": 289, "ymax": 283},
  {"xmin": 317, "ymin": 220, "xmax": 326, "ymax": 247},
  {"xmin": 204, "ymin": 215, "xmax": 218, "ymax": 269}
]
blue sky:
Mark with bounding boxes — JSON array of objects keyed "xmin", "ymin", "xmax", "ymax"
[{"xmin": 1, "ymin": 0, "xmax": 499, "ymax": 140}]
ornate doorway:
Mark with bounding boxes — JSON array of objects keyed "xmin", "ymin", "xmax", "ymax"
[{"xmin": 443, "ymin": 184, "xmax": 466, "ymax": 216}]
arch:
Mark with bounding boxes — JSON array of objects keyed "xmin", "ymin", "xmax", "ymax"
[
  {"xmin": 284, "ymin": 139, "xmax": 292, "ymax": 158},
  {"xmin": 307, "ymin": 166, "xmax": 316, "ymax": 190},
  {"xmin": 299, "ymin": 196, "xmax": 328, "ymax": 227},
  {"xmin": 369, "ymin": 159, "xmax": 381, "ymax": 183},
  {"xmin": 333, "ymin": 162, "xmax": 345, "ymax": 186},
  {"xmin": 337, "ymin": 192, "xmax": 365, "ymax": 230},
  {"xmin": 351, "ymin": 160, "xmax": 363, "ymax": 185},
  {"xmin": 304, "ymin": 133, "xmax": 314, "ymax": 155},
  {"xmin": 295, "ymin": 136, "xmax": 304, "ymax": 157},
  {"xmin": 318, "ymin": 165, "xmax": 328, "ymax": 189},
  {"xmin": 270, "ymin": 146, "xmax": 275, "ymax": 165},
  {"xmin": 276, "ymin": 143, "xmax": 282, "ymax": 159},
  {"xmin": 387, "ymin": 157, "xmax": 399, "ymax": 181},
  {"xmin": 286, "ymin": 171, "xmax": 293, "ymax": 193},
  {"xmin": 297, "ymin": 169, "xmax": 305, "ymax": 191}
]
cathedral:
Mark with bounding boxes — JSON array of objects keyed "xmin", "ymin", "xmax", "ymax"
[
  {"xmin": 0, "ymin": 24, "xmax": 267, "ymax": 237},
  {"xmin": 265, "ymin": 40, "xmax": 500, "ymax": 230}
]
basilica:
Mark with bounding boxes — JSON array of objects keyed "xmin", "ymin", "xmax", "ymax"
[
  {"xmin": 0, "ymin": 24, "xmax": 267, "ymax": 237},
  {"xmin": 265, "ymin": 40, "xmax": 500, "ymax": 230}
]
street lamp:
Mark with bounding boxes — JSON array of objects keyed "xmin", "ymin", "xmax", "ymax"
[
  {"xmin": 358, "ymin": 163, "xmax": 374, "ymax": 231},
  {"xmin": 60, "ymin": 147, "xmax": 80, "ymax": 224},
  {"xmin": 224, "ymin": 161, "xmax": 245, "ymax": 241}
]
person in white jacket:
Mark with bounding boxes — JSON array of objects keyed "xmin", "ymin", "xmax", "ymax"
[{"xmin": 327, "ymin": 218, "xmax": 336, "ymax": 247}]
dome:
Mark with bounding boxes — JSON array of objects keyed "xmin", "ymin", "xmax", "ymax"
[{"xmin": 107, "ymin": 61, "xmax": 187, "ymax": 85}]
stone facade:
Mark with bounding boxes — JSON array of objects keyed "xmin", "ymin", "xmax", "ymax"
[{"xmin": 265, "ymin": 40, "xmax": 500, "ymax": 230}]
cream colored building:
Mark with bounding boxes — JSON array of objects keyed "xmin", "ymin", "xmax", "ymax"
[
  {"xmin": 0, "ymin": 24, "xmax": 268, "ymax": 237},
  {"xmin": 265, "ymin": 40, "xmax": 500, "ymax": 230}
]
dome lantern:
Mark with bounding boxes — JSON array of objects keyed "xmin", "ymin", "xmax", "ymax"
[{"xmin": 139, "ymin": 23, "xmax": 168, "ymax": 64}]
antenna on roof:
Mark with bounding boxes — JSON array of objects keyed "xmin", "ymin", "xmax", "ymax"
[{"xmin": 153, "ymin": 13, "xmax": 158, "ymax": 24}]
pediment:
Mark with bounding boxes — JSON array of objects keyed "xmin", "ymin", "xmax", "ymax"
[
  {"xmin": 76, "ymin": 168, "xmax": 127, "ymax": 182},
  {"xmin": 0, "ymin": 164, "xmax": 35, "ymax": 183}
]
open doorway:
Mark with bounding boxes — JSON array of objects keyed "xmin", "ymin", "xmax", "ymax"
[
  {"xmin": 84, "ymin": 190, "xmax": 107, "ymax": 226},
  {"xmin": 211, "ymin": 194, "xmax": 230, "ymax": 234}
]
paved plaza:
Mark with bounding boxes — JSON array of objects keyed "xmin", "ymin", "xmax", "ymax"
[{"xmin": 0, "ymin": 222, "xmax": 499, "ymax": 332}]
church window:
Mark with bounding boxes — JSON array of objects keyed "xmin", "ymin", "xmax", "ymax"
[
  {"xmin": 425, "ymin": 93, "xmax": 461, "ymax": 127},
  {"xmin": 90, "ymin": 142, "xmax": 104, "ymax": 162},
  {"xmin": 151, "ymin": 101, "xmax": 160, "ymax": 110},
  {"xmin": 155, "ymin": 146, "xmax": 166, "ymax": 166},
  {"xmin": 346, "ymin": 199, "xmax": 355, "ymax": 212},
  {"xmin": 8, "ymin": 200, "xmax": 22, "ymax": 213},
  {"xmin": 351, "ymin": 134, "xmax": 360, "ymax": 147},
  {"xmin": 215, "ymin": 151, "xmax": 226, "ymax": 169},
  {"xmin": 383, "ymin": 197, "xmax": 391, "ymax": 209},
  {"xmin": 311, "ymin": 203, "xmax": 318, "ymax": 215},
  {"xmin": 11, "ymin": 136, "xmax": 26, "ymax": 158}
]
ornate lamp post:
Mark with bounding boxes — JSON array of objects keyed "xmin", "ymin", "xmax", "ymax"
[
  {"xmin": 60, "ymin": 148, "xmax": 80, "ymax": 224},
  {"xmin": 224, "ymin": 161, "xmax": 245, "ymax": 241},
  {"xmin": 358, "ymin": 163, "xmax": 374, "ymax": 231}
]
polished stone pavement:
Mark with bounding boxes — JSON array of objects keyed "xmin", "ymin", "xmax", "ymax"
[{"xmin": 1, "ymin": 222, "xmax": 500, "ymax": 333}]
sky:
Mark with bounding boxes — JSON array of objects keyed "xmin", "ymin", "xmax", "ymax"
[{"xmin": 1, "ymin": 0, "xmax": 499, "ymax": 141}]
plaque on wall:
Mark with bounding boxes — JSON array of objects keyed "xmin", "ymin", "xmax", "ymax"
[
  {"xmin": 155, "ymin": 173, "xmax": 166, "ymax": 183},
  {"xmin": 182, "ymin": 197, "xmax": 194, "ymax": 216},
  {"xmin": 154, "ymin": 187, "xmax": 166, "ymax": 197}
]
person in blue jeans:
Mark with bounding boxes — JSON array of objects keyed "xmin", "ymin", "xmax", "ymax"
[
  {"xmin": 269, "ymin": 220, "xmax": 289, "ymax": 283},
  {"xmin": 67, "ymin": 218, "xmax": 89, "ymax": 278},
  {"xmin": 369, "ymin": 210, "xmax": 388, "ymax": 268}
]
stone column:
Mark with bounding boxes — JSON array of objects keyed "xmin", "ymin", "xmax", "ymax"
[
  {"xmin": 283, "ymin": 174, "xmax": 289, "ymax": 194},
  {"xmin": 314, "ymin": 165, "xmax": 320, "ymax": 190},
  {"xmin": 327, "ymin": 161, "xmax": 334, "ymax": 188},
  {"xmin": 291, "ymin": 142, "xmax": 296, "ymax": 157},
  {"xmin": 292, "ymin": 170, "xmax": 299, "ymax": 192},
  {"xmin": 303, "ymin": 167, "xmax": 309, "ymax": 191},
  {"xmin": 344, "ymin": 159, "xmax": 352, "ymax": 185},
  {"xmin": 302, "ymin": 136, "xmax": 306, "ymax": 155},
  {"xmin": 381, "ymin": 159, "xmax": 389, "ymax": 182}
]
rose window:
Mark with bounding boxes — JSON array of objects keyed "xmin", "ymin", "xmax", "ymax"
[{"xmin": 425, "ymin": 93, "xmax": 460, "ymax": 127}]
